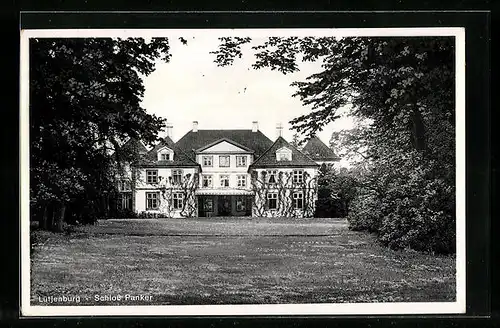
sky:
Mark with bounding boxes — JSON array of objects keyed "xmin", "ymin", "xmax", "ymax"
[{"xmin": 140, "ymin": 36, "xmax": 354, "ymax": 153}]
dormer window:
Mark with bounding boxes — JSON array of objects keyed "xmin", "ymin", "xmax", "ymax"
[
  {"xmin": 276, "ymin": 147, "xmax": 292, "ymax": 161},
  {"xmin": 158, "ymin": 147, "xmax": 174, "ymax": 162}
]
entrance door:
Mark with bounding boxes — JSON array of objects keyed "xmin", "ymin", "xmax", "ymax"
[
  {"xmin": 217, "ymin": 195, "xmax": 232, "ymax": 216},
  {"xmin": 198, "ymin": 196, "xmax": 215, "ymax": 217}
]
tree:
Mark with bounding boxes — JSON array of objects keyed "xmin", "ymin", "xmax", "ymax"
[
  {"xmin": 314, "ymin": 164, "xmax": 339, "ymax": 218},
  {"xmin": 290, "ymin": 132, "xmax": 303, "ymax": 149},
  {"xmin": 315, "ymin": 164, "xmax": 358, "ymax": 218},
  {"xmin": 30, "ymin": 37, "xmax": 172, "ymax": 231},
  {"xmin": 212, "ymin": 36, "xmax": 455, "ymax": 253}
]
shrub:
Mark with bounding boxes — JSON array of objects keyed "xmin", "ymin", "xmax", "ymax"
[
  {"xmin": 137, "ymin": 211, "xmax": 170, "ymax": 219},
  {"xmin": 347, "ymin": 153, "xmax": 455, "ymax": 254},
  {"xmin": 378, "ymin": 176, "xmax": 455, "ymax": 254},
  {"xmin": 314, "ymin": 165, "xmax": 357, "ymax": 218},
  {"xmin": 315, "ymin": 189, "xmax": 346, "ymax": 218},
  {"xmin": 107, "ymin": 208, "xmax": 137, "ymax": 219},
  {"xmin": 347, "ymin": 192, "xmax": 383, "ymax": 232}
]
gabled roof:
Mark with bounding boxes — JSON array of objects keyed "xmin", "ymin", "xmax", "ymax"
[
  {"xmin": 196, "ymin": 137, "xmax": 254, "ymax": 153},
  {"xmin": 120, "ymin": 137, "xmax": 148, "ymax": 154},
  {"xmin": 250, "ymin": 136, "xmax": 319, "ymax": 169},
  {"xmin": 145, "ymin": 136, "xmax": 175, "ymax": 160},
  {"xmin": 176, "ymin": 130, "xmax": 273, "ymax": 159},
  {"xmin": 138, "ymin": 136, "xmax": 199, "ymax": 168},
  {"xmin": 302, "ymin": 136, "xmax": 340, "ymax": 161}
]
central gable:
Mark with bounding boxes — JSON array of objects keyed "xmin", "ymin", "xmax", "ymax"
[
  {"xmin": 175, "ymin": 130, "xmax": 273, "ymax": 159},
  {"xmin": 197, "ymin": 138, "xmax": 254, "ymax": 154}
]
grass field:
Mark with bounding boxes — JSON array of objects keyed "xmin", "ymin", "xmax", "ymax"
[{"xmin": 30, "ymin": 217, "xmax": 456, "ymax": 305}]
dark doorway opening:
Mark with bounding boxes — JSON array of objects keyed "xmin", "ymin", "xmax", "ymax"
[{"xmin": 197, "ymin": 195, "xmax": 253, "ymax": 217}]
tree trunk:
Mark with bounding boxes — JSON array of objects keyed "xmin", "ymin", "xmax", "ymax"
[
  {"xmin": 55, "ymin": 204, "xmax": 66, "ymax": 232},
  {"xmin": 411, "ymin": 108, "xmax": 427, "ymax": 152},
  {"xmin": 104, "ymin": 193, "xmax": 109, "ymax": 218},
  {"xmin": 47, "ymin": 204, "xmax": 55, "ymax": 231},
  {"xmin": 39, "ymin": 206, "xmax": 48, "ymax": 230}
]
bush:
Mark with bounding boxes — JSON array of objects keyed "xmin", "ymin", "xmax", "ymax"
[
  {"xmin": 109, "ymin": 208, "xmax": 137, "ymax": 219},
  {"xmin": 315, "ymin": 189, "xmax": 347, "ymax": 218},
  {"xmin": 314, "ymin": 165, "xmax": 356, "ymax": 218},
  {"xmin": 137, "ymin": 211, "xmax": 170, "ymax": 219},
  {"xmin": 347, "ymin": 192, "xmax": 383, "ymax": 232},
  {"xmin": 347, "ymin": 154, "xmax": 455, "ymax": 254},
  {"xmin": 377, "ymin": 176, "xmax": 455, "ymax": 254},
  {"xmin": 102, "ymin": 207, "xmax": 137, "ymax": 219}
]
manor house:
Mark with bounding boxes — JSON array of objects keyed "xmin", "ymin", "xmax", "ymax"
[{"xmin": 117, "ymin": 121, "xmax": 339, "ymax": 218}]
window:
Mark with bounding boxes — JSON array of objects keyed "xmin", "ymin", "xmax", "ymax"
[
  {"xmin": 276, "ymin": 147, "xmax": 292, "ymax": 161},
  {"xmin": 236, "ymin": 197, "xmax": 246, "ymax": 212},
  {"xmin": 237, "ymin": 175, "xmax": 247, "ymax": 188},
  {"xmin": 267, "ymin": 170, "xmax": 277, "ymax": 184},
  {"xmin": 172, "ymin": 169, "xmax": 182, "ymax": 184},
  {"xmin": 117, "ymin": 193, "xmax": 132, "ymax": 210},
  {"xmin": 173, "ymin": 193, "xmax": 184, "ymax": 210},
  {"xmin": 219, "ymin": 155, "xmax": 230, "ymax": 167},
  {"xmin": 236, "ymin": 156, "xmax": 247, "ymax": 167},
  {"xmin": 157, "ymin": 148, "xmax": 174, "ymax": 161},
  {"xmin": 220, "ymin": 175, "xmax": 230, "ymax": 187},
  {"xmin": 293, "ymin": 170, "xmax": 304, "ymax": 184},
  {"xmin": 146, "ymin": 170, "xmax": 158, "ymax": 184},
  {"xmin": 202, "ymin": 156, "xmax": 213, "ymax": 167},
  {"xmin": 146, "ymin": 192, "xmax": 159, "ymax": 210},
  {"xmin": 293, "ymin": 192, "xmax": 304, "ymax": 209},
  {"xmin": 118, "ymin": 180, "xmax": 131, "ymax": 191},
  {"xmin": 204, "ymin": 198, "xmax": 214, "ymax": 212},
  {"xmin": 202, "ymin": 175, "xmax": 213, "ymax": 188},
  {"xmin": 267, "ymin": 193, "xmax": 278, "ymax": 210}
]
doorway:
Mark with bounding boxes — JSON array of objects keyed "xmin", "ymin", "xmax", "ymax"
[{"xmin": 217, "ymin": 195, "xmax": 232, "ymax": 216}]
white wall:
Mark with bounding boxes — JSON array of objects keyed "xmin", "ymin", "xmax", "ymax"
[
  {"xmin": 134, "ymin": 167, "xmax": 198, "ymax": 218},
  {"xmin": 197, "ymin": 149, "xmax": 253, "ymax": 189},
  {"xmin": 253, "ymin": 167, "xmax": 318, "ymax": 186},
  {"xmin": 136, "ymin": 167, "xmax": 197, "ymax": 189},
  {"xmin": 251, "ymin": 167, "xmax": 319, "ymax": 218},
  {"xmin": 135, "ymin": 189, "xmax": 191, "ymax": 218}
]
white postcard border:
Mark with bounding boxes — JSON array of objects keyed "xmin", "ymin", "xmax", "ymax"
[{"xmin": 20, "ymin": 27, "xmax": 466, "ymax": 317}]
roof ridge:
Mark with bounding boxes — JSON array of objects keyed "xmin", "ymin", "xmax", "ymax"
[
  {"xmin": 302, "ymin": 135, "xmax": 340, "ymax": 160},
  {"xmin": 121, "ymin": 137, "xmax": 149, "ymax": 153},
  {"xmin": 195, "ymin": 137, "xmax": 254, "ymax": 153},
  {"xmin": 145, "ymin": 137, "xmax": 200, "ymax": 166},
  {"xmin": 295, "ymin": 143, "xmax": 318, "ymax": 163},
  {"xmin": 251, "ymin": 137, "xmax": 282, "ymax": 166},
  {"xmin": 173, "ymin": 143, "xmax": 199, "ymax": 166},
  {"xmin": 251, "ymin": 136, "xmax": 318, "ymax": 168},
  {"xmin": 175, "ymin": 129, "xmax": 274, "ymax": 160}
]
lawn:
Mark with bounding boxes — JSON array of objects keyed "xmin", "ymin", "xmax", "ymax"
[{"xmin": 30, "ymin": 217, "xmax": 456, "ymax": 305}]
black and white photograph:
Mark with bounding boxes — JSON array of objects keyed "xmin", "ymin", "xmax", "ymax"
[{"xmin": 20, "ymin": 27, "xmax": 465, "ymax": 316}]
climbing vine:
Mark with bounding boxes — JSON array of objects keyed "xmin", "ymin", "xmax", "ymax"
[{"xmin": 251, "ymin": 170, "xmax": 317, "ymax": 218}]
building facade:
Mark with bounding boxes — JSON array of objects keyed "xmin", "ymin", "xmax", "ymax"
[{"xmin": 117, "ymin": 121, "xmax": 339, "ymax": 218}]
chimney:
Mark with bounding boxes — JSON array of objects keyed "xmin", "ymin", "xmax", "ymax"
[
  {"xmin": 252, "ymin": 121, "xmax": 259, "ymax": 132},
  {"xmin": 165, "ymin": 124, "xmax": 173, "ymax": 138},
  {"xmin": 276, "ymin": 122, "xmax": 283, "ymax": 138},
  {"xmin": 192, "ymin": 121, "xmax": 198, "ymax": 132}
]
